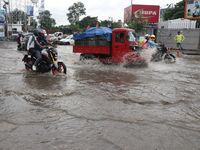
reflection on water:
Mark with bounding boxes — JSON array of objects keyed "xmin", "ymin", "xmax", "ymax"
[
  {"xmin": 74, "ymin": 68, "xmax": 138, "ymax": 86},
  {"xmin": 23, "ymin": 74, "xmax": 67, "ymax": 90}
]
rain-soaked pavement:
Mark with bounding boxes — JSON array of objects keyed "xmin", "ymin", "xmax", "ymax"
[{"xmin": 0, "ymin": 41, "xmax": 200, "ymax": 150}]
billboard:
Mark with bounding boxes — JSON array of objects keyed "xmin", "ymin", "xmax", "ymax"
[
  {"xmin": 184, "ymin": 0, "xmax": 200, "ymax": 19},
  {"xmin": 124, "ymin": 4, "xmax": 160, "ymax": 23},
  {"xmin": 0, "ymin": 10, "xmax": 5, "ymax": 24},
  {"xmin": 27, "ymin": 6, "xmax": 34, "ymax": 16}
]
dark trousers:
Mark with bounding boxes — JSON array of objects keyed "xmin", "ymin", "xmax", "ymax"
[
  {"xmin": 34, "ymin": 50, "xmax": 42, "ymax": 66},
  {"xmin": 17, "ymin": 42, "xmax": 21, "ymax": 48}
]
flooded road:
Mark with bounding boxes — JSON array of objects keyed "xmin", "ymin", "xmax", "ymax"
[{"xmin": 0, "ymin": 41, "xmax": 200, "ymax": 150}]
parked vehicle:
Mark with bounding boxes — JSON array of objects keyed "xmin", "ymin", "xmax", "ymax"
[
  {"xmin": 58, "ymin": 35, "xmax": 74, "ymax": 45},
  {"xmin": 24, "ymin": 33, "xmax": 33, "ymax": 39},
  {"xmin": 49, "ymin": 34, "xmax": 57, "ymax": 42},
  {"xmin": 73, "ymin": 27, "xmax": 146, "ymax": 65},
  {"xmin": 151, "ymin": 43, "xmax": 176, "ymax": 63},
  {"xmin": 22, "ymin": 46, "xmax": 67, "ymax": 75},
  {"xmin": 11, "ymin": 32, "xmax": 19, "ymax": 41}
]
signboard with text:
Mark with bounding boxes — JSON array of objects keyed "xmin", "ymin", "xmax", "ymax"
[{"xmin": 124, "ymin": 4, "xmax": 160, "ymax": 23}]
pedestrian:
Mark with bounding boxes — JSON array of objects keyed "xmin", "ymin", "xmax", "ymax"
[{"xmin": 174, "ymin": 31, "xmax": 185, "ymax": 50}]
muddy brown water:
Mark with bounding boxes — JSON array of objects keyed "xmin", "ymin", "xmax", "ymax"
[{"xmin": 0, "ymin": 41, "xmax": 200, "ymax": 150}]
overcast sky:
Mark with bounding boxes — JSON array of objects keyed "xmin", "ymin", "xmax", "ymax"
[{"xmin": 45, "ymin": 0, "xmax": 182, "ymax": 26}]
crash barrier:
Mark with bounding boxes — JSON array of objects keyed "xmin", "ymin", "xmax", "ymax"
[{"xmin": 74, "ymin": 36, "xmax": 111, "ymax": 46}]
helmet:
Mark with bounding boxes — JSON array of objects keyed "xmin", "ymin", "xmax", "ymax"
[
  {"xmin": 144, "ymin": 34, "xmax": 150, "ymax": 39},
  {"xmin": 150, "ymin": 34, "xmax": 156, "ymax": 41},
  {"xmin": 33, "ymin": 29, "xmax": 38, "ymax": 36},
  {"xmin": 145, "ymin": 34, "xmax": 150, "ymax": 38},
  {"xmin": 37, "ymin": 29, "xmax": 46, "ymax": 39}
]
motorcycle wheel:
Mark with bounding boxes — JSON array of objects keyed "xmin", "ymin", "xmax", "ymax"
[
  {"xmin": 52, "ymin": 62, "xmax": 67, "ymax": 75},
  {"xmin": 164, "ymin": 54, "xmax": 176, "ymax": 63},
  {"xmin": 25, "ymin": 58, "xmax": 32, "ymax": 71}
]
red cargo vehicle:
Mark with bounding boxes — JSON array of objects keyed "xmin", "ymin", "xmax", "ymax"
[{"xmin": 73, "ymin": 27, "xmax": 146, "ymax": 65}]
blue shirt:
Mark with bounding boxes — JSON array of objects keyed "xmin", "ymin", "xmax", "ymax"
[
  {"xmin": 35, "ymin": 37, "xmax": 47, "ymax": 51},
  {"xmin": 148, "ymin": 40, "xmax": 158, "ymax": 48}
]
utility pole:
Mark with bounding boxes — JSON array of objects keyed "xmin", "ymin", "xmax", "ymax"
[{"xmin": 3, "ymin": 0, "xmax": 9, "ymax": 36}]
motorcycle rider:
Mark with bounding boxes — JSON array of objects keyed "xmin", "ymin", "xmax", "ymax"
[
  {"xmin": 32, "ymin": 29, "xmax": 57, "ymax": 71},
  {"xmin": 27, "ymin": 29, "xmax": 44, "ymax": 56},
  {"xmin": 139, "ymin": 34, "xmax": 150, "ymax": 46},
  {"xmin": 148, "ymin": 35, "xmax": 158, "ymax": 48},
  {"xmin": 141, "ymin": 34, "xmax": 150, "ymax": 49},
  {"xmin": 16, "ymin": 33, "xmax": 22, "ymax": 49},
  {"xmin": 20, "ymin": 34, "xmax": 26, "ymax": 50}
]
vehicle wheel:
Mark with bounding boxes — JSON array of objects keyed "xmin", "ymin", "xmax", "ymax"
[
  {"xmin": 164, "ymin": 54, "xmax": 176, "ymax": 63},
  {"xmin": 52, "ymin": 62, "xmax": 67, "ymax": 75},
  {"xmin": 66, "ymin": 42, "xmax": 70, "ymax": 45},
  {"xmin": 25, "ymin": 58, "xmax": 32, "ymax": 71},
  {"xmin": 80, "ymin": 54, "xmax": 95, "ymax": 60}
]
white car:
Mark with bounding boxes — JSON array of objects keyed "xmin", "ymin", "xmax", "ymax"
[{"xmin": 58, "ymin": 35, "xmax": 74, "ymax": 45}]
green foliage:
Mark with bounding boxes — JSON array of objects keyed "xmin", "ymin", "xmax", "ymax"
[
  {"xmin": 99, "ymin": 20, "xmax": 122, "ymax": 29},
  {"xmin": 37, "ymin": 10, "xmax": 56, "ymax": 30},
  {"xmin": 163, "ymin": 0, "xmax": 185, "ymax": 20},
  {"xmin": 8, "ymin": 9, "xmax": 27, "ymax": 24},
  {"xmin": 126, "ymin": 12, "xmax": 148, "ymax": 33},
  {"xmin": 66, "ymin": 2, "xmax": 86, "ymax": 25},
  {"xmin": 67, "ymin": 24, "xmax": 81, "ymax": 31},
  {"xmin": 8, "ymin": 9, "xmax": 28, "ymax": 30},
  {"xmin": 79, "ymin": 16, "xmax": 98, "ymax": 29}
]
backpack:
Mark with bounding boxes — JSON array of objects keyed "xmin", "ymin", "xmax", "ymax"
[{"xmin": 24, "ymin": 35, "xmax": 35, "ymax": 51}]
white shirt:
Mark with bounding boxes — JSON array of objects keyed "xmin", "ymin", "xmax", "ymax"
[
  {"xmin": 27, "ymin": 35, "xmax": 36, "ymax": 50},
  {"xmin": 20, "ymin": 36, "xmax": 26, "ymax": 43}
]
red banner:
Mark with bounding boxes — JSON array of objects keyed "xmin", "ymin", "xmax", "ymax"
[{"xmin": 124, "ymin": 4, "xmax": 160, "ymax": 23}]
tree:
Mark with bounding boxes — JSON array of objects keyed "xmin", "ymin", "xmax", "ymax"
[
  {"xmin": 126, "ymin": 12, "xmax": 148, "ymax": 33},
  {"xmin": 8, "ymin": 9, "xmax": 28, "ymax": 30},
  {"xmin": 99, "ymin": 20, "xmax": 122, "ymax": 29},
  {"xmin": 163, "ymin": 0, "xmax": 185, "ymax": 20},
  {"xmin": 37, "ymin": 10, "xmax": 56, "ymax": 30},
  {"xmin": 163, "ymin": 0, "xmax": 200, "ymax": 25},
  {"xmin": 67, "ymin": 24, "xmax": 81, "ymax": 32},
  {"xmin": 79, "ymin": 16, "xmax": 98, "ymax": 30},
  {"xmin": 66, "ymin": 2, "xmax": 86, "ymax": 25}
]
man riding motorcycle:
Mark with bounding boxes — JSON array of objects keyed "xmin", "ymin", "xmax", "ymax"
[
  {"xmin": 148, "ymin": 35, "xmax": 158, "ymax": 49},
  {"xmin": 27, "ymin": 29, "xmax": 43, "ymax": 56},
  {"xmin": 32, "ymin": 29, "xmax": 57, "ymax": 71}
]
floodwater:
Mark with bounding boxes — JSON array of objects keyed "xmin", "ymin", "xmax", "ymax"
[{"xmin": 0, "ymin": 41, "xmax": 200, "ymax": 150}]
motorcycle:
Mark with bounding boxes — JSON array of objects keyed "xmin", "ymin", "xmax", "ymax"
[
  {"xmin": 151, "ymin": 43, "xmax": 176, "ymax": 63},
  {"xmin": 17, "ymin": 43, "xmax": 25, "ymax": 51},
  {"xmin": 22, "ymin": 46, "xmax": 67, "ymax": 75}
]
